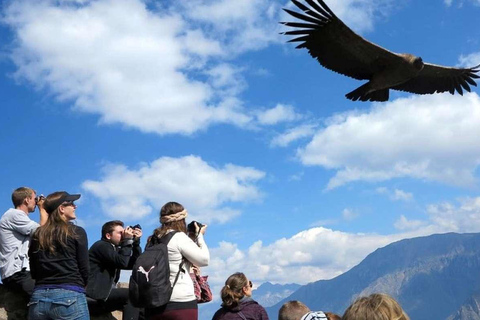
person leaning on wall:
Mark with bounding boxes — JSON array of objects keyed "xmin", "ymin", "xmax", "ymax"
[
  {"xmin": 87, "ymin": 220, "xmax": 143, "ymax": 320},
  {"xmin": 28, "ymin": 191, "xmax": 90, "ymax": 320},
  {"xmin": 0, "ymin": 187, "xmax": 48, "ymax": 298}
]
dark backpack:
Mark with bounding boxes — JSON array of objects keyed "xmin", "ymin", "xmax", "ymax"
[{"xmin": 129, "ymin": 231, "xmax": 185, "ymax": 308}]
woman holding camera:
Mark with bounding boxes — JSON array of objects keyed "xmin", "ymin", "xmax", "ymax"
[
  {"xmin": 145, "ymin": 201, "xmax": 209, "ymax": 320},
  {"xmin": 213, "ymin": 272, "xmax": 269, "ymax": 320},
  {"xmin": 27, "ymin": 191, "xmax": 89, "ymax": 320}
]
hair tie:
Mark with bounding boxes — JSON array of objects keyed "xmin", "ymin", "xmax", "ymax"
[{"xmin": 160, "ymin": 209, "xmax": 188, "ymax": 223}]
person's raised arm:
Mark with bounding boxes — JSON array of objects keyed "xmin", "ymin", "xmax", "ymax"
[
  {"xmin": 178, "ymin": 225, "xmax": 209, "ymax": 267},
  {"xmin": 36, "ymin": 196, "xmax": 48, "ymax": 226}
]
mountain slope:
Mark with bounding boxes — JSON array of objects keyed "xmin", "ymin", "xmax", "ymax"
[
  {"xmin": 266, "ymin": 232, "xmax": 480, "ymax": 320},
  {"xmin": 253, "ymin": 282, "xmax": 301, "ymax": 307}
]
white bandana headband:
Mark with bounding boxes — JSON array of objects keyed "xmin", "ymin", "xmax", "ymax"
[
  {"xmin": 160, "ymin": 209, "xmax": 188, "ymax": 223},
  {"xmin": 301, "ymin": 311, "xmax": 328, "ymax": 320}
]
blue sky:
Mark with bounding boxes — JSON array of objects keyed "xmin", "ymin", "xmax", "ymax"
[{"xmin": 2, "ymin": 0, "xmax": 480, "ymax": 297}]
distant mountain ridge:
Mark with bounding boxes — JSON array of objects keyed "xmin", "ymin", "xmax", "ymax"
[
  {"xmin": 266, "ymin": 232, "xmax": 480, "ymax": 320},
  {"xmin": 253, "ymin": 282, "xmax": 301, "ymax": 307},
  {"xmin": 448, "ymin": 291, "xmax": 480, "ymax": 320}
]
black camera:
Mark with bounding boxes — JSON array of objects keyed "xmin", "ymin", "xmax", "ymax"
[
  {"xmin": 187, "ymin": 221, "xmax": 203, "ymax": 234},
  {"xmin": 129, "ymin": 224, "xmax": 142, "ymax": 230},
  {"xmin": 35, "ymin": 195, "xmax": 45, "ymax": 203}
]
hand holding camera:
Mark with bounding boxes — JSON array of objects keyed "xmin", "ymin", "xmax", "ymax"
[
  {"xmin": 123, "ymin": 226, "xmax": 135, "ymax": 239},
  {"xmin": 197, "ymin": 222, "xmax": 207, "ymax": 235},
  {"xmin": 187, "ymin": 221, "xmax": 207, "ymax": 239},
  {"xmin": 35, "ymin": 195, "xmax": 45, "ymax": 209},
  {"xmin": 128, "ymin": 224, "xmax": 142, "ymax": 239}
]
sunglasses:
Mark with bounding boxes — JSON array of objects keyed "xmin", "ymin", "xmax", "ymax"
[
  {"xmin": 249, "ymin": 280, "xmax": 253, "ymax": 288},
  {"xmin": 61, "ymin": 201, "xmax": 76, "ymax": 207}
]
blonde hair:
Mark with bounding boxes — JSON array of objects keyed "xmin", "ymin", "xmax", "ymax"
[
  {"xmin": 278, "ymin": 300, "xmax": 310, "ymax": 320},
  {"xmin": 343, "ymin": 293, "xmax": 409, "ymax": 320}
]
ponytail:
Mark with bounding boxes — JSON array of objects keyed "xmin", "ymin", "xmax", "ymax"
[{"xmin": 221, "ymin": 272, "xmax": 248, "ymax": 309}]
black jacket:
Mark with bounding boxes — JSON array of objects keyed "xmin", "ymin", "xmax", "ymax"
[
  {"xmin": 86, "ymin": 238, "xmax": 141, "ymax": 300},
  {"xmin": 28, "ymin": 225, "xmax": 89, "ymax": 288}
]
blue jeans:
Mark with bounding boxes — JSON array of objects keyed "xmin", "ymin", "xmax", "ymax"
[{"xmin": 28, "ymin": 288, "xmax": 90, "ymax": 320}]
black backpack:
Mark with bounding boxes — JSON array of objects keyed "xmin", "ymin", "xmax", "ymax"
[{"xmin": 129, "ymin": 231, "xmax": 185, "ymax": 308}]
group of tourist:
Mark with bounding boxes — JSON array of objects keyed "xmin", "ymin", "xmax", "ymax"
[
  {"xmin": 0, "ymin": 187, "xmax": 209, "ymax": 320},
  {"xmin": 0, "ymin": 187, "xmax": 410, "ymax": 320}
]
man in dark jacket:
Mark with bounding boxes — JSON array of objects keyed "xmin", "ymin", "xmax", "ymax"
[{"xmin": 87, "ymin": 220, "xmax": 142, "ymax": 320}]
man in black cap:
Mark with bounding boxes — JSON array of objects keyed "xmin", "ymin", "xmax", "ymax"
[
  {"xmin": 87, "ymin": 220, "xmax": 143, "ymax": 320},
  {"xmin": 0, "ymin": 187, "xmax": 49, "ymax": 297}
]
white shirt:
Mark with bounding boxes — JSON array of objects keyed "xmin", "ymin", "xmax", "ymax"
[
  {"xmin": 167, "ymin": 231, "xmax": 209, "ymax": 302},
  {"xmin": 0, "ymin": 208, "xmax": 39, "ymax": 279}
]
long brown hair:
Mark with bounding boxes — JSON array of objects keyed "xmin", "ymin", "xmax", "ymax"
[
  {"xmin": 220, "ymin": 272, "xmax": 248, "ymax": 309},
  {"xmin": 148, "ymin": 202, "xmax": 187, "ymax": 246},
  {"xmin": 32, "ymin": 191, "xmax": 77, "ymax": 254}
]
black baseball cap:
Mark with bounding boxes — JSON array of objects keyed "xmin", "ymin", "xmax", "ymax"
[{"xmin": 44, "ymin": 192, "xmax": 81, "ymax": 214}]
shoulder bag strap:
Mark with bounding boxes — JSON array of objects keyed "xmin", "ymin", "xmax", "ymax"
[{"xmin": 238, "ymin": 311, "xmax": 247, "ymax": 320}]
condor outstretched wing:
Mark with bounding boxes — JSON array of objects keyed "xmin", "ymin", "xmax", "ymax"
[
  {"xmin": 282, "ymin": 0, "xmax": 403, "ymax": 81},
  {"xmin": 392, "ymin": 63, "xmax": 480, "ymax": 95}
]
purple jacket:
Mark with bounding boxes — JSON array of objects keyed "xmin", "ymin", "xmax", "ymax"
[{"xmin": 212, "ymin": 297, "xmax": 269, "ymax": 320}]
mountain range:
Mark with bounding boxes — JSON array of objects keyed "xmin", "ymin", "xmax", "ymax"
[{"xmin": 266, "ymin": 232, "xmax": 480, "ymax": 320}]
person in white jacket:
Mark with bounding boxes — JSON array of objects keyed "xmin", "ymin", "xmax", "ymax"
[{"xmin": 145, "ymin": 201, "xmax": 209, "ymax": 320}]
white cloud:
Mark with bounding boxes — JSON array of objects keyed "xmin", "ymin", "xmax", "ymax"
[
  {"xmin": 2, "ymin": 0, "xmax": 403, "ymax": 137},
  {"xmin": 271, "ymin": 124, "xmax": 317, "ymax": 147},
  {"xmin": 81, "ymin": 155, "xmax": 265, "ymax": 223},
  {"xmin": 392, "ymin": 189, "xmax": 413, "ymax": 202},
  {"xmin": 376, "ymin": 187, "xmax": 413, "ymax": 202},
  {"xmin": 342, "ymin": 208, "xmax": 359, "ymax": 221},
  {"xmin": 445, "ymin": 0, "xmax": 480, "ymax": 7},
  {"xmin": 175, "ymin": 0, "xmax": 283, "ymax": 53},
  {"xmin": 255, "ymin": 104, "xmax": 302, "ymax": 126},
  {"xmin": 204, "ymin": 195, "xmax": 480, "ymax": 288},
  {"xmin": 2, "ymin": 0, "xmax": 283, "ymax": 135},
  {"xmin": 426, "ymin": 197, "xmax": 480, "ymax": 232},
  {"xmin": 394, "ymin": 215, "xmax": 425, "ymax": 231},
  {"xmin": 309, "ymin": 219, "xmax": 338, "ymax": 227},
  {"xmin": 298, "ymin": 93, "xmax": 480, "ymax": 189},
  {"xmin": 205, "ymin": 227, "xmax": 403, "ymax": 290},
  {"xmin": 282, "ymin": 0, "xmax": 397, "ymax": 35},
  {"xmin": 289, "ymin": 171, "xmax": 304, "ymax": 181},
  {"xmin": 459, "ymin": 52, "xmax": 480, "ymax": 67}
]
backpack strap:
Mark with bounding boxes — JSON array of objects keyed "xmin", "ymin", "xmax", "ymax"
[
  {"xmin": 172, "ymin": 259, "xmax": 185, "ymax": 289},
  {"xmin": 238, "ymin": 311, "xmax": 247, "ymax": 320},
  {"xmin": 159, "ymin": 231, "xmax": 185, "ymax": 290},
  {"xmin": 159, "ymin": 230, "xmax": 177, "ymax": 245}
]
